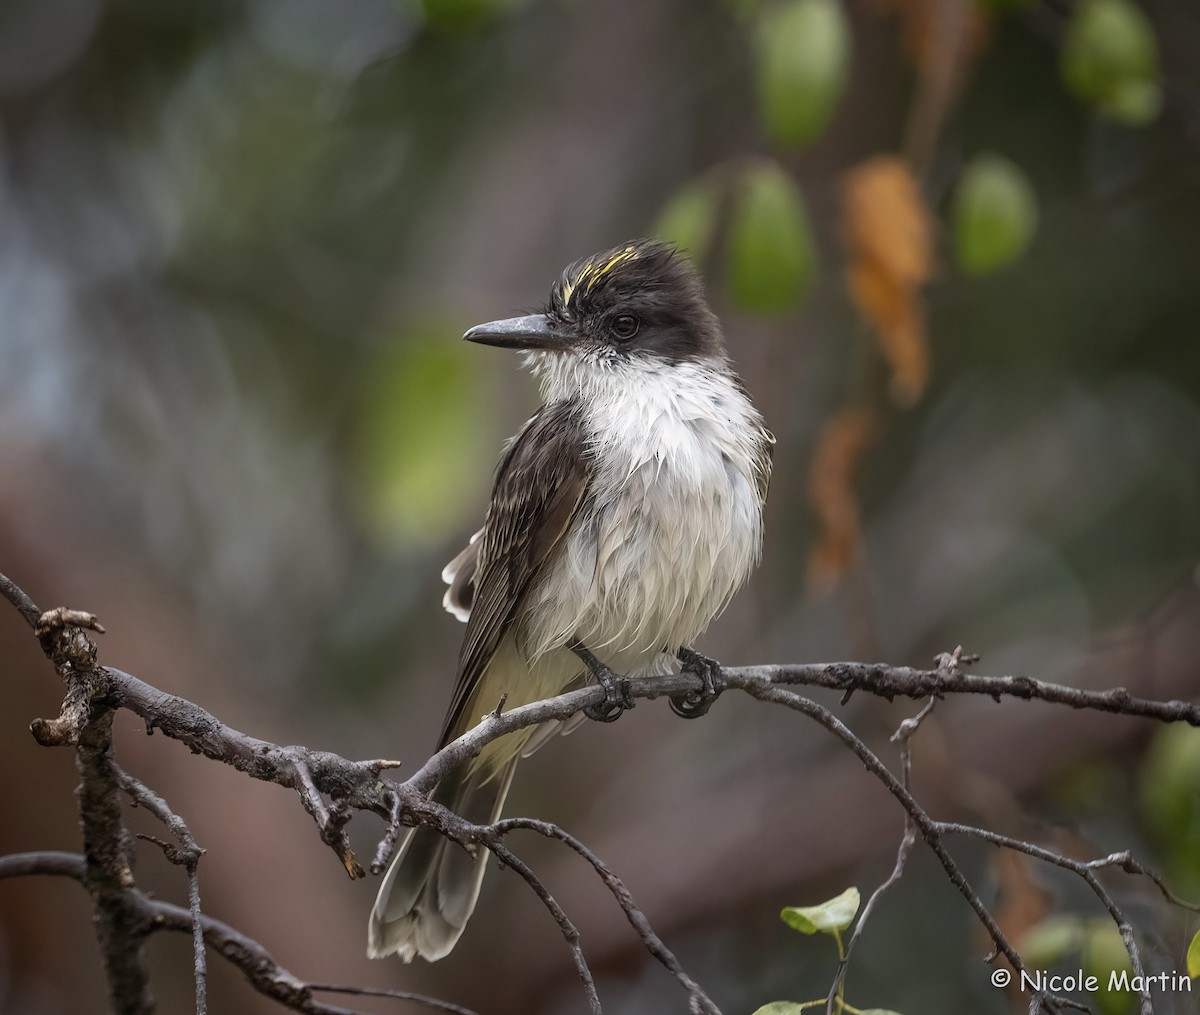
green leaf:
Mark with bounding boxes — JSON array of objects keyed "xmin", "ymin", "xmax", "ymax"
[
  {"xmin": 781, "ymin": 886, "xmax": 861, "ymax": 935},
  {"xmin": 1083, "ymin": 920, "xmax": 1132, "ymax": 975},
  {"xmin": 654, "ymin": 176, "xmax": 719, "ymax": 263},
  {"xmin": 755, "ymin": 0, "xmax": 851, "ymax": 148},
  {"xmin": 859, "ymin": 1010, "xmax": 905, "ymax": 1015},
  {"xmin": 1104, "ymin": 78, "xmax": 1162, "ymax": 126},
  {"xmin": 1083, "ymin": 920, "xmax": 1135, "ymax": 1015},
  {"xmin": 727, "ymin": 161, "xmax": 816, "ymax": 314},
  {"xmin": 353, "ymin": 327, "xmax": 490, "ymax": 546},
  {"xmin": 1187, "ymin": 928, "xmax": 1200, "ymax": 979},
  {"xmin": 1018, "ymin": 915, "xmax": 1085, "ymax": 967},
  {"xmin": 1062, "ymin": 0, "xmax": 1161, "ymax": 126},
  {"xmin": 750, "ymin": 1005, "xmax": 808, "ymax": 1015},
  {"xmin": 1139, "ymin": 724, "xmax": 1200, "ymax": 858},
  {"xmin": 952, "ymin": 154, "xmax": 1038, "ymax": 275}
]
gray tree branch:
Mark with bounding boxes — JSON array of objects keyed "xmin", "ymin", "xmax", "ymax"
[
  {"xmin": 2, "ymin": 570, "xmax": 1196, "ymax": 1015},
  {"xmin": 0, "ymin": 851, "xmax": 478, "ymax": 1015}
]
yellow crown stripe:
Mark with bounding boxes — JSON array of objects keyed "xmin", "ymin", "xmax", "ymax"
[
  {"xmin": 561, "ymin": 245, "xmax": 641, "ymax": 307},
  {"xmin": 582, "ymin": 246, "xmax": 639, "ymax": 295}
]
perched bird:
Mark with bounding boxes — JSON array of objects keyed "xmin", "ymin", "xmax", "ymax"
[{"xmin": 368, "ymin": 239, "xmax": 772, "ymax": 962}]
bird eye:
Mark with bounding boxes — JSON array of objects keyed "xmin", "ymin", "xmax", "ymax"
[{"xmin": 612, "ymin": 314, "xmax": 639, "ymax": 340}]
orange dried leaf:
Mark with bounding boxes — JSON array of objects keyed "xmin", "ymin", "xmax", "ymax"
[
  {"xmin": 841, "ymin": 156, "xmax": 933, "ymax": 404},
  {"xmin": 842, "ymin": 156, "xmax": 931, "ymax": 283},
  {"xmin": 846, "ymin": 261, "xmax": 928, "ymax": 404},
  {"xmin": 807, "ymin": 408, "xmax": 876, "ymax": 587}
]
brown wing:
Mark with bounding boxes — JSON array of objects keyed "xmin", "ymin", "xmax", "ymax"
[{"xmin": 438, "ymin": 400, "xmax": 590, "ymax": 746}]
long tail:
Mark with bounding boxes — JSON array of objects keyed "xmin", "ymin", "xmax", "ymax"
[{"xmin": 367, "ymin": 758, "xmax": 517, "ymax": 961}]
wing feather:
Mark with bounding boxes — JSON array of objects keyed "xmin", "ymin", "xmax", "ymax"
[
  {"xmin": 438, "ymin": 401, "xmax": 590, "ymax": 746},
  {"xmin": 441, "ymin": 528, "xmax": 482, "ymax": 622}
]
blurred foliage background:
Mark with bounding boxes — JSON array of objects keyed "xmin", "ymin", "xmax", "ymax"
[{"xmin": 0, "ymin": 0, "xmax": 1199, "ymax": 1012}]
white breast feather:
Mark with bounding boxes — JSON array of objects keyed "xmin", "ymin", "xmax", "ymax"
[{"xmin": 520, "ymin": 353, "xmax": 767, "ymax": 676}]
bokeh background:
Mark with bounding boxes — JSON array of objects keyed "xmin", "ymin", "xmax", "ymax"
[{"xmin": 1, "ymin": 0, "xmax": 1199, "ymax": 1012}]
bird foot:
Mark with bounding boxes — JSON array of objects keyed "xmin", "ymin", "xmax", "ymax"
[
  {"xmin": 670, "ymin": 647, "xmax": 722, "ymax": 719},
  {"xmin": 570, "ymin": 640, "xmax": 634, "ymax": 723}
]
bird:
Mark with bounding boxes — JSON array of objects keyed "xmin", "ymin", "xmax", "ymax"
[{"xmin": 367, "ymin": 238, "xmax": 772, "ymax": 962}]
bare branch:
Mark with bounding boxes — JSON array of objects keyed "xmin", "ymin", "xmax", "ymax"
[
  {"xmin": 116, "ymin": 767, "xmax": 204, "ymax": 864},
  {"xmin": 0, "ymin": 850, "xmax": 88, "ymax": 879},
  {"xmin": 0, "ymin": 569, "xmax": 42, "ymax": 627},
  {"xmin": 485, "ymin": 839, "xmax": 602, "ymax": 1014},
  {"xmin": 1081, "ymin": 851, "xmax": 1200, "ymax": 912},
  {"xmin": 4, "ymin": 570, "xmax": 1197, "ymax": 1015},
  {"xmin": 736, "ymin": 680, "xmax": 1086, "ymax": 1014},
  {"xmin": 286, "ymin": 748, "xmax": 365, "ymax": 878},
  {"xmin": 492, "ymin": 818, "xmax": 721, "ymax": 1015},
  {"xmin": 115, "ymin": 766, "xmax": 207, "ymax": 1014},
  {"xmin": 307, "ymin": 984, "xmax": 482, "ymax": 1015},
  {"xmin": 77, "ymin": 712, "xmax": 156, "ymax": 1014},
  {"xmin": 824, "ymin": 698, "xmax": 935, "ymax": 1015},
  {"xmin": 27, "ymin": 609, "xmax": 111, "ymax": 748},
  {"xmin": 938, "ymin": 824, "xmax": 1166, "ymax": 1015},
  {"xmin": 107, "ymin": 666, "xmax": 415, "ymax": 870},
  {"xmin": 0, "ymin": 852, "xmax": 473, "ymax": 1015},
  {"xmin": 727, "ymin": 661, "xmax": 1200, "ymax": 726}
]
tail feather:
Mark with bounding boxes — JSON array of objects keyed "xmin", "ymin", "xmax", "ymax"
[{"xmin": 368, "ymin": 760, "xmax": 516, "ymax": 961}]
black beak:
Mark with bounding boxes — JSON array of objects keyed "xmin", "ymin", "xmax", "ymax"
[{"xmin": 463, "ymin": 314, "xmax": 570, "ymax": 351}]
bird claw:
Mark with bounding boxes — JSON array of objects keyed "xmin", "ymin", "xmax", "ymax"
[
  {"xmin": 583, "ymin": 683, "xmax": 633, "ymax": 722},
  {"xmin": 582, "ymin": 670, "xmax": 633, "ymax": 722},
  {"xmin": 670, "ymin": 647, "xmax": 722, "ymax": 719},
  {"xmin": 571, "ymin": 639, "xmax": 635, "ymax": 723}
]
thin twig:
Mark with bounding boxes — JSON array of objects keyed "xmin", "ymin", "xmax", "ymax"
[
  {"xmin": 738, "ymin": 681, "xmax": 1084, "ymax": 1014},
  {"xmin": 1082, "ymin": 851, "xmax": 1200, "ymax": 911},
  {"xmin": 0, "ymin": 570, "xmax": 42, "ymax": 627},
  {"xmin": 0, "ymin": 852, "xmax": 467, "ymax": 1015},
  {"xmin": 307, "ymin": 983, "xmax": 482, "ymax": 1015},
  {"xmin": 287, "ymin": 748, "xmax": 365, "ymax": 878},
  {"xmin": 824, "ymin": 698, "xmax": 936, "ymax": 1014},
  {"xmin": 186, "ymin": 861, "xmax": 207, "ymax": 1015},
  {"xmin": 114, "ymin": 765, "xmax": 208, "ymax": 1014},
  {"xmin": 0, "ymin": 850, "xmax": 88, "ymax": 878},
  {"xmin": 115, "ymin": 767, "xmax": 203, "ymax": 862},
  {"xmin": 939, "ymin": 824, "xmax": 1162, "ymax": 1015},
  {"xmin": 486, "ymin": 839, "xmax": 602, "ymax": 1015},
  {"xmin": 492, "ymin": 817, "xmax": 722, "ymax": 1015}
]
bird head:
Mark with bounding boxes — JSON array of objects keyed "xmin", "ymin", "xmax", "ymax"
[{"xmin": 463, "ymin": 240, "xmax": 725, "ymax": 366}]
